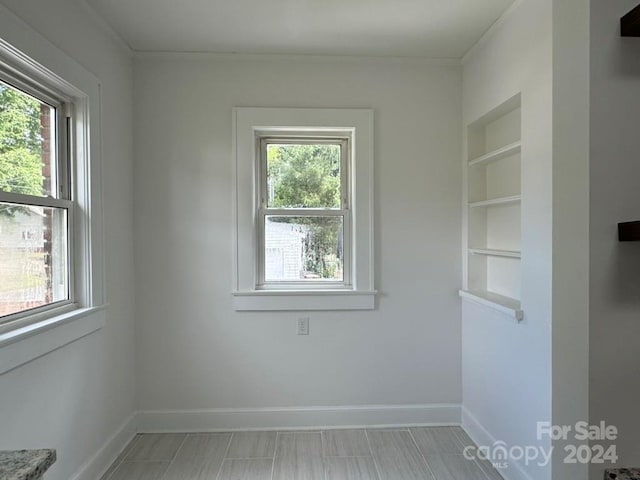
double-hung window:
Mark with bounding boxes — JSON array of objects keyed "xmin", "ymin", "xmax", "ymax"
[
  {"xmin": 233, "ymin": 108, "xmax": 376, "ymax": 311},
  {"xmin": 258, "ymin": 137, "xmax": 350, "ymax": 288},
  {"xmin": 0, "ymin": 35, "xmax": 104, "ymax": 345},
  {"xmin": 0, "ymin": 74, "xmax": 72, "ymax": 323}
]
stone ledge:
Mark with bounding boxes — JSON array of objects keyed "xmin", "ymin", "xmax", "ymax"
[
  {"xmin": 605, "ymin": 468, "xmax": 640, "ymax": 480},
  {"xmin": 0, "ymin": 450, "xmax": 56, "ymax": 480}
]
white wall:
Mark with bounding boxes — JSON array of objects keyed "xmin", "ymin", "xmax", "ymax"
[
  {"xmin": 461, "ymin": 1, "xmax": 553, "ymax": 479},
  {"xmin": 551, "ymin": 0, "xmax": 590, "ymax": 478},
  {"xmin": 589, "ymin": 1, "xmax": 640, "ymax": 478},
  {"xmin": 133, "ymin": 55, "xmax": 462, "ymax": 423},
  {"xmin": 0, "ymin": 1, "xmax": 135, "ymax": 479}
]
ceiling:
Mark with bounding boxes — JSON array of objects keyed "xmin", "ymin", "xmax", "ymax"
[{"xmin": 85, "ymin": 0, "xmax": 516, "ymax": 58}]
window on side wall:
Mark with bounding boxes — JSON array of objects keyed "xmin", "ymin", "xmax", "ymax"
[
  {"xmin": 0, "ymin": 43, "xmax": 103, "ymax": 337},
  {"xmin": 233, "ymin": 108, "xmax": 375, "ymax": 311},
  {"xmin": 0, "ymin": 75, "xmax": 72, "ymax": 323}
]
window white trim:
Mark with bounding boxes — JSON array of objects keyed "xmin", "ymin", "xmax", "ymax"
[
  {"xmin": 0, "ymin": 6, "xmax": 105, "ymax": 361},
  {"xmin": 257, "ymin": 135, "xmax": 351, "ymax": 288},
  {"xmin": 233, "ymin": 108, "xmax": 375, "ymax": 311},
  {"xmin": 0, "ymin": 306, "xmax": 106, "ymax": 374}
]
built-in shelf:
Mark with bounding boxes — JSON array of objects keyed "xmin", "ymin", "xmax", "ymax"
[
  {"xmin": 458, "ymin": 289, "xmax": 523, "ymax": 321},
  {"xmin": 469, "ymin": 248, "xmax": 521, "ymax": 258},
  {"xmin": 469, "ymin": 195, "xmax": 521, "ymax": 208},
  {"xmin": 468, "ymin": 141, "xmax": 521, "ymax": 167},
  {"xmin": 619, "ymin": 221, "xmax": 640, "ymax": 241},
  {"xmin": 621, "ymin": 4, "xmax": 640, "ymax": 37},
  {"xmin": 463, "ymin": 94, "xmax": 522, "ymax": 315}
]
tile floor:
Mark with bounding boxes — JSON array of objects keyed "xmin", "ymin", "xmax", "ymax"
[{"xmin": 101, "ymin": 427, "xmax": 505, "ymax": 480}]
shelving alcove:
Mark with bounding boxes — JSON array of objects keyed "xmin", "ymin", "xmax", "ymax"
[{"xmin": 460, "ymin": 94, "xmax": 524, "ymax": 322}]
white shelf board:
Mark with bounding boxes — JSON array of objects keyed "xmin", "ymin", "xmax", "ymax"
[
  {"xmin": 468, "ymin": 141, "xmax": 522, "ymax": 167},
  {"xmin": 469, "ymin": 195, "xmax": 521, "ymax": 208},
  {"xmin": 469, "ymin": 248, "xmax": 521, "ymax": 258},
  {"xmin": 458, "ymin": 289, "xmax": 523, "ymax": 321}
]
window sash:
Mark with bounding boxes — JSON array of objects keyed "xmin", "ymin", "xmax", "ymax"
[
  {"xmin": 257, "ymin": 210, "xmax": 351, "ymax": 288},
  {"xmin": 259, "ymin": 137, "xmax": 350, "ymax": 210},
  {"xmin": 256, "ymin": 136, "xmax": 352, "ymax": 288},
  {"xmin": 0, "ymin": 199, "xmax": 74, "ymax": 325},
  {"xmin": 0, "ymin": 68, "xmax": 75, "ymax": 325},
  {"xmin": 0, "ymin": 68, "xmax": 72, "ymax": 202}
]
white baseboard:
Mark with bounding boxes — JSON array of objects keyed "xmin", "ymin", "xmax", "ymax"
[
  {"xmin": 137, "ymin": 403, "xmax": 461, "ymax": 432},
  {"xmin": 462, "ymin": 406, "xmax": 533, "ymax": 480},
  {"xmin": 69, "ymin": 412, "xmax": 137, "ymax": 480},
  {"xmin": 66, "ymin": 404, "xmax": 459, "ymax": 479}
]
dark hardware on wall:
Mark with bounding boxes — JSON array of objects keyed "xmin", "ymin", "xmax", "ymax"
[
  {"xmin": 618, "ymin": 221, "xmax": 640, "ymax": 241},
  {"xmin": 621, "ymin": 4, "xmax": 640, "ymax": 36}
]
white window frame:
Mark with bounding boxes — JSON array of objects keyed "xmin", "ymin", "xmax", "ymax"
[
  {"xmin": 257, "ymin": 135, "xmax": 351, "ymax": 288},
  {"xmin": 233, "ymin": 108, "xmax": 375, "ymax": 311},
  {"xmin": 0, "ymin": 66, "xmax": 75, "ymax": 326},
  {"xmin": 0, "ymin": 27, "xmax": 105, "ymax": 373}
]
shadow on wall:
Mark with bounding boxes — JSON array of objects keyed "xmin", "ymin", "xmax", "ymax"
[
  {"xmin": 616, "ymin": 37, "xmax": 640, "ymax": 76},
  {"xmin": 612, "ymin": 242, "xmax": 640, "ymax": 305}
]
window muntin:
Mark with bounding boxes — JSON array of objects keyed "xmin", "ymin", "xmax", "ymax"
[
  {"xmin": 258, "ymin": 137, "xmax": 350, "ymax": 287},
  {"xmin": 0, "ymin": 76, "xmax": 72, "ymax": 322}
]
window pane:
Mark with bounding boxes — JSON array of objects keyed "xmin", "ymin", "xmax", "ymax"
[
  {"xmin": 0, "ymin": 203, "xmax": 68, "ymax": 319},
  {"xmin": 0, "ymin": 81, "xmax": 57, "ymax": 198},
  {"xmin": 265, "ymin": 215, "xmax": 343, "ymax": 282},
  {"xmin": 266, "ymin": 143, "xmax": 341, "ymax": 209}
]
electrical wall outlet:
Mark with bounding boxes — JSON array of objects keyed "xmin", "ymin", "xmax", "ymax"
[{"xmin": 297, "ymin": 317, "xmax": 309, "ymax": 335}]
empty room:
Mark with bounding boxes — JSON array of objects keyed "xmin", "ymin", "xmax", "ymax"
[{"xmin": 0, "ymin": 0, "xmax": 638, "ymax": 479}]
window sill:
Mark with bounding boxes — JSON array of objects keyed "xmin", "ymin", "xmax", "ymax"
[
  {"xmin": 0, "ymin": 305, "xmax": 107, "ymax": 375},
  {"xmin": 232, "ymin": 290, "xmax": 377, "ymax": 311}
]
